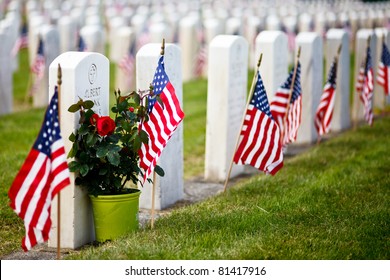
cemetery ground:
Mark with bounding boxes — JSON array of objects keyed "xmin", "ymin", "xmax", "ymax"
[{"xmin": 0, "ymin": 50, "xmax": 389, "ymax": 260}]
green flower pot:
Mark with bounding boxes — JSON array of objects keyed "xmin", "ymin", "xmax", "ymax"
[{"xmin": 89, "ymin": 189, "xmax": 141, "ymax": 243}]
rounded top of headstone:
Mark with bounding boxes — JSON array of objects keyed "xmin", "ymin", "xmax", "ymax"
[
  {"xmin": 257, "ymin": 30, "xmax": 285, "ymax": 42},
  {"xmin": 210, "ymin": 34, "xmax": 248, "ymax": 49},
  {"xmin": 326, "ymin": 28, "xmax": 348, "ymax": 39}
]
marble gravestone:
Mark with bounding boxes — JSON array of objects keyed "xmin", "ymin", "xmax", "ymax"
[
  {"xmin": 48, "ymin": 52, "xmax": 109, "ymax": 249},
  {"xmin": 136, "ymin": 43, "xmax": 184, "ymax": 210},
  {"xmin": 353, "ymin": 29, "xmax": 377, "ymax": 125},
  {"xmin": 295, "ymin": 32, "xmax": 323, "ymax": 144},
  {"xmin": 33, "ymin": 25, "xmax": 60, "ymax": 108},
  {"xmin": 255, "ymin": 31, "xmax": 288, "ymax": 102},
  {"xmin": 205, "ymin": 35, "xmax": 248, "ymax": 182},
  {"xmin": 325, "ymin": 29, "xmax": 351, "ymax": 132}
]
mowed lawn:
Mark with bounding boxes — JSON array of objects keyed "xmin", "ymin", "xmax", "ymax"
[{"xmin": 0, "ymin": 49, "xmax": 389, "ymax": 259}]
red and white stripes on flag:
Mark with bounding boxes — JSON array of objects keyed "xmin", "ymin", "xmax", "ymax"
[
  {"xmin": 314, "ymin": 57, "xmax": 338, "ymax": 136},
  {"xmin": 8, "ymin": 87, "xmax": 70, "ymax": 251},
  {"xmin": 30, "ymin": 38, "xmax": 45, "ymax": 95},
  {"xmin": 139, "ymin": 56, "xmax": 185, "ymax": 182},
  {"xmin": 356, "ymin": 45, "xmax": 374, "ymax": 126},
  {"xmin": 118, "ymin": 40, "xmax": 136, "ymax": 89},
  {"xmin": 270, "ymin": 62, "xmax": 302, "ymax": 146},
  {"xmin": 234, "ymin": 71, "xmax": 283, "ymax": 175},
  {"xmin": 194, "ymin": 28, "xmax": 207, "ymax": 77},
  {"xmin": 377, "ymin": 41, "xmax": 390, "ymax": 96}
]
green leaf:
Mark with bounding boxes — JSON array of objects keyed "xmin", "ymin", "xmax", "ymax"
[
  {"xmin": 67, "ymin": 145, "xmax": 77, "ymax": 159},
  {"xmin": 107, "ymin": 151, "xmax": 120, "ymax": 166},
  {"xmin": 154, "ymin": 165, "xmax": 165, "ymax": 177},
  {"xmin": 139, "ymin": 130, "xmax": 149, "ymax": 144},
  {"xmin": 80, "ymin": 164, "xmax": 89, "ymax": 176},
  {"xmin": 68, "ymin": 161, "xmax": 80, "ymax": 172},
  {"xmin": 86, "ymin": 133, "xmax": 97, "ymax": 146},
  {"xmin": 78, "ymin": 124, "xmax": 90, "ymax": 136},
  {"xmin": 83, "ymin": 100, "xmax": 94, "ymax": 109},
  {"xmin": 99, "ymin": 168, "xmax": 108, "ymax": 175},
  {"xmin": 96, "ymin": 146, "xmax": 109, "ymax": 158},
  {"xmin": 68, "ymin": 132, "xmax": 76, "ymax": 142},
  {"xmin": 133, "ymin": 135, "xmax": 142, "ymax": 152},
  {"xmin": 156, "ymin": 95, "xmax": 164, "ymax": 109},
  {"xmin": 68, "ymin": 104, "xmax": 80, "ymax": 113}
]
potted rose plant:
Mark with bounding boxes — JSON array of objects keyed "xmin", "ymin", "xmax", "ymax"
[{"xmin": 67, "ymin": 88, "xmax": 164, "ymax": 242}]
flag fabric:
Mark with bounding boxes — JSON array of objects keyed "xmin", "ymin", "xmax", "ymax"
[
  {"xmin": 356, "ymin": 45, "xmax": 374, "ymax": 125},
  {"xmin": 77, "ymin": 34, "xmax": 87, "ymax": 52},
  {"xmin": 8, "ymin": 86, "xmax": 71, "ymax": 251},
  {"xmin": 233, "ymin": 72, "xmax": 283, "ymax": 175},
  {"xmin": 136, "ymin": 25, "xmax": 150, "ymax": 51},
  {"xmin": 314, "ymin": 57, "xmax": 338, "ymax": 136},
  {"xmin": 377, "ymin": 41, "xmax": 390, "ymax": 96},
  {"xmin": 30, "ymin": 38, "xmax": 45, "ymax": 95},
  {"xmin": 270, "ymin": 62, "xmax": 302, "ymax": 145},
  {"xmin": 139, "ymin": 56, "xmax": 185, "ymax": 181},
  {"xmin": 194, "ymin": 28, "xmax": 207, "ymax": 77},
  {"xmin": 11, "ymin": 22, "xmax": 28, "ymax": 57},
  {"xmin": 118, "ymin": 40, "xmax": 136, "ymax": 88}
]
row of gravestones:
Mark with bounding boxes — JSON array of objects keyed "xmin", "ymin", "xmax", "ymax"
[
  {"xmin": 2, "ymin": 0, "xmax": 390, "ymax": 116},
  {"xmin": 43, "ymin": 29, "xmax": 389, "ymax": 249}
]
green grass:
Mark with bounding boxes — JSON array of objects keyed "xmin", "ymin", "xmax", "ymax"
[
  {"xmin": 0, "ymin": 48, "xmax": 388, "ymax": 259},
  {"xmin": 62, "ymin": 117, "xmax": 389, "ymax": 260}
]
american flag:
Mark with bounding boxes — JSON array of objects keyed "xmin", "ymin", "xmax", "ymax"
[
  {"xmin": 270, "ymin": 62, "xmax": 302, "ymax": 145},
  {"xmin": 30, "ymin": 38, "xmax": 45, "ymax": 95},
  {"xmin": 377, "ymin": 41, "xmax": 390, "ymax": 96},
  {"xmin": 194, "ymin": 29, "xmax": 207, "ymax": 77},
  {"xmin": 356, "ymin": 45, "xmax": 374, "ymax": 125},
  {"xmin": 77, "ymin": 34, "xmax": 87, "ymax": 52},
  {"xmin": 118, "ymin": 40, "xmax": 136, "ymax": 89},
  {"xmin": 11, "ymin": 22, "xmax": 29, "ymax": 57},
  {"xmin": 314, "ymin": 57, "xmax": 338, "ymax": 136},
  {"xmin": 233, "ymin": 72, "xmax": 283, "ymax": 175},
  {"xmin": 8, "ymin": 86, "xmax": 71, "ymax": 251},
  {"xmin": 139, "ymin": 56, "xmax": 185, "ymax": 181},
  {"xmin": 136, "ymin": 25, "xmax": 151, "ymax": 51}
]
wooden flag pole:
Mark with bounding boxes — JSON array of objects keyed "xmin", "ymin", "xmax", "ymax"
[
  {"xmin": 150, "ymin": 38, "xmax": 166, "ymax": 229},
  {"xmin": 280, "ymin": 46, "xmax": 301, "ymax": 145},
  {"xmin": 317, "ymin": 44, "xmax": 342, "ymax": 145},
  {"xmin": 354, "ymin": 36, "xmax": 371, "ymax": 130},
  {"xmin": 223, "ymin": 53, "xmax": 263, "ymax": 193},
  {"xmin": 56, "ymin": 64, "xmax": 62, "ymax": 260}
]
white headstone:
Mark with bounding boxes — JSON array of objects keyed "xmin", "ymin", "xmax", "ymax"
[
  {"xmin": 255, "ymin": 31, "xmax": 288, "ymax": 101},
  {"xmin": 266, "ymin": 14, "xmax": 282, "ymax": 31},
  {"xmin": 295, "ymin": 32, "xmax": 323, "ymax": 144},
  {"xmin": 0, "ymin": 26, "xmax": 13, "ymax": 115},
  {"xmin": 48, "ymin": 52, "xmax": 110, "ymax": 249},
  {"xmin": 28, "ymin": 14, "xmax": 45, "ymax": 66},
  {"xmin": 226, "ymin": 17, "xmax": 243, "ymax": 35},
  {"xmin": 374, "ymin": 28, "xmax": 390, "ymax": 109},
  {"xmin": 114, "ymin": 26, "xmax": 136, "ymax": 93},
  {"xmin": 136, "ymin": 43, "xmax": 184, "ymax": 210},
  {"xmin": 353, "ymin": 29, "xmax": 377, "ymax": 124},
  {"xmin": 326, "ymin": 29, "xmax": 351, "ymax": 132},
  {"xmin": 107, "ymin": 16, "xmax": 126, "ymax": 61},
  {"xmin": 179, "ymin": 16, "xmax": 200, "ymax": 82},
  {"xmin": 33, "ymin": 25, "xmax": 60, "ymax": 108},
  {"xmin": 80, "ymin": 25, "xmax": 105, "ymax": 54},
  {"xmin": 58, "ymin": 16, "xmax": 77, "ymax": 53},
  {"xmin": 149, "ymin": 22, "xmax": 172, "ymax": 44},
  {"xmin": 299, "ymin": 13, "xmax": 314, "ymax": 32},
  {"xmin": 205, "ymin": 35, "xmax": 248, "ymax": 182}
]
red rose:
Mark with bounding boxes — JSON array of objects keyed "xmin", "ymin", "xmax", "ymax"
[
  {"xmin": 90, "ymin": 113, "xmax": 100, "ymax": 125},
  {"xmin": 96, "ymin": 116, "xmax": 116, "ymax": 136}
]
